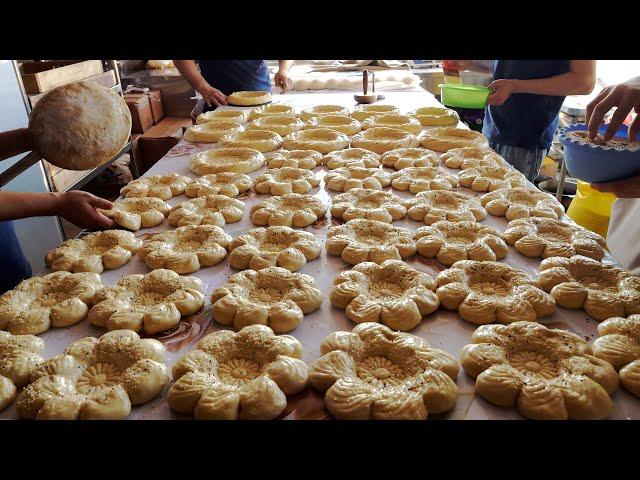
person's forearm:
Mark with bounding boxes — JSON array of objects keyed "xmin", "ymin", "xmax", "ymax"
[
  {"xmin": 0, "ymin": 191, "xmax": 62, "ymax": 222},
  {"xmin": 511, "ymin": 72, "xmax": 595, "ymax": 96},
  {"xmin": 173, "ymin": 60, "xmax": 209, "ymax": 91},
  {"xmin": 278, "ymin": 60, "xmax": 294, "ymax": 73},
  {"xmin": 0, "ymin": 128, "xmax": 33, "ymax": 162}
]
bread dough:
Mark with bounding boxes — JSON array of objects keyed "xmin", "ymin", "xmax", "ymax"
[
  {"xmin": 330, "ymin": 260, "xmax": 440, "ymax": 331},
  {"xmin": 227, "ymin": 90, "xmax": 272, "ymax": 106},
  {"xmin": 211, "ymin": 267, "xmax": 322, "ymax": 333},
  {"xmin": 282, "ymin": 128, "xmax": 349, "ymax": 154},
  {"xmin": 441, "ymin": 147, "xmax": 507, "ymax": 169},
  {"xmin": 247, "ymin": 115, "xmax": 305, "ymax": 137},
  {"xmin": 45, "ymin": 230, "xmax": 142, "ymax": 274},
  {"xmin": 0, "ymin": 271, "xmax": 102, "ymax": 335},
  {"xmin": 253, "ymin": 167, "xmax": 320, "ymax": 195},
  {"xmin": 249, "ymin": 103, "xmax": 297, "ymax": 120},
  {"xmin": 538, "ymin": 254, "xmax": 640, "ymax": 321},
  {"xmin": 299, "ymin": 105, "xmax": 350, "ymax": 121},
  {"xmin": 88, "ymin": 269, "xmax": 204, "ymax": 334},
  {"xmin": 16, "ymin": 330, "xmax": 169, "ymax": 419},
  {"xmin": 594, "ymin": 315, "xmax": 640, "ymax": 398},
  {"xmin": 0, "ymin": 332, "xmax": 44, "ymax": 412},
  {"xmin": 351, "ymin": 127, "xmax": 419, "ymax": 154},
  {"xmin": 381, "ymin": 147, "xmax": 440, "ymax": 170},
  {"xmin": 228, "ymin": 226, "xmax": 321, "ymax": 272},
  {"xmin": 99, "ymin": 197, "xmax": 171, "ymax": 231},
  {"xmin": 167, "ymin": 324, "xmax": 307, "ymax": 419},
  {"xmin": 458, "ymin": 165, "xmax": 527, "ymax": 192},
  {"xmin": 250, "ymin": 193, "xmax": 328, "ymax": 228},
  {"xmin": 351, "ymin": 104, "xmax": 400, "ymax": 122},
  {"xmin": 184, "ymin": 121, "xmax": 244, "ymax": 143},
  {"xmin": 305, "ymin": 114, "xmax": 362, "ymax": 136},
  {"xmin": 436, "ymin": 260, "xmax": 555, "ymax": 324},
  {"xmin": 410, "ymin": 106, "xmax": 460, "ymax": 126},
  {"xmin": 503, "ymin": 217, "xmax": 606, "ymax": 260},
  {"xmin": 120, "ymin": 173, "xmax": 193, "ymax": 200},
  {"xmin": 196, "ymin": 109, "xmax": 248, "ymax": 125},
  {"xmin": 309, "ymin": 322, "xmax": 458, "ymax": 419},
  {"xmin": 219, "ymin": 129, "xmax": 283, "ymax": 152},
  {"xmin": 267, "ymin": 150, "xmax": 323, "ymax": 170},
  {"xmin": 185, "ymin": 172, "xmax": 252, "ymax": 198},
  {"xmin": 415, "ymin": 221, "xmax": 508, "ymax": 266},
  {"xmin": 190, "ymin": 147, "xmax": 265, "ymax": 175},
  {"xmin": 331, "ymin": 188, "xmax": 406, "ymax": 223},
  {"xmin": 325, "ymin": 166, "xmax": 392, "ymax": 192},
  {"xmin": 390, "ymin": 167, "xmax": 459, "ymax": 193},
  {"xmin": 323, "ymin": 148, "xmax": 380, "ymax": 169},
  {"xmin": 168, "ymin": 195, "xmax": 244, "ymax": 228},
  {"xmin": 326, "ymin": 219, "xmax": 416, "ymax": 265},
  {"xmin": 405, "ymin": 190, "xmax": 487, "ymax": 224},
  {"xmin": 29, "ymin": 81, "xmax": 131, "ymax": 171},
  {"xmin": 362, "ymin": 114, "xmax": 422, "ymax": 135},
  {"xmin": 138, "ymin": 225, "xmax": 232, "ymax": 274},
  {"xmin": 420, "ymin": 127, "xmax": 489, "ymax": 152},
  {"xmin": 480, "ymin": 187, "xmax": 565, "ymax": 220},
  {"xmin": 460, "ymin": 321, "xmax": 618, "ymax": 420}
]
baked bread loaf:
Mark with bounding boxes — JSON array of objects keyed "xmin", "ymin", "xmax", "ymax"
[
  {"xmin": 249, "ymin": 103, "xmax": 296, "ymax": 120},
  {"xmin": 184, "ymin": 172, "xmax": 252, "ymax": 198},
  {"xmin": 120, "ymin": 173, "xmax": 193, "ymax": 200},
  {"xmin": 458, "ymin": 165, "xmax": 527, "ymax": 192},
  {"xmin": 390, "ymin": 166, "xmax": 458, "ymax": 193},
  {"xmin": 250, "ymin": 193, "xmax": 328, "ymax": 228},
  {"xmin": 410, "ymin": 106, "xmax": 460, "ymax": 126},
  {"xmin": 190, "ymin": 147, "xmax": 265, "ymax": 175},
  {"xmin": 305, "ymin": 114, "xmax": 362, "ymax": 135},
  {"xmin": 219, "ymin": 129, "xmax": 283, "ymax": 152},
  {"xmin": 29, "ymin": 81, "xmax": 131, "ymax": 170},
  {"xmin": 309, "ymin": 322, "xmax": 458, "ymax": 420},
  {"xmin": 331, "ymin": 188, "xmax": 406, "ymax": 223},
  {"xmin": 420, "ymin": 127, "xmax": 489, "ymax": 152},
  {"xmin": 0, "ymin": 332, "xmax": 44, "ymax": 412},
  {"xmin": 441, "ymin": 147, "xmax": 507, "ymax": 169},
  {"xmin": 282, "ymin": 128, "xmax": 349, "ymax": 154},
  {"xmin": 323, "ymin": 148, "xmax": 380, "ymax": 169},
  {"xmin": 351, "ymin": 127, "xmax": 419, "ymax": 154},
  {"xmin": 168, "ymin": 195, "xmax": 244, "ymax": 228},
  {"xmin": 325, "ymin": 166, "xmax": 391, "ymax": 192},
  {"xmin": 267, "ymin": 149, "xmax": 323, "ymax": 170},
  {"xmin": 300, "ymin": 105, "xmax": 350, "ymax": 121},
  {"xmin": 351, "ymin": 104, "xmax": 400, "ymax": 122},
  {"xmin": 196, "ymin": 109, "xmax": 248, "ymax": 125},
  {"xmin": 362, "ymin": 114, "xmax": 422, "ymax": 134},
  {"xmin": 381, "ymin": 147, "xmax": 440, "ymax": 170},
  {"xmin": 246, "ymin": 115, "xmax": 305, "ymax": 137},
  {"xmin": 184, "ymin": 121, "xmax": 243, "ymax": 143},
  {"xmin": 252, "ymin": 167, "xmax": 320, "ymax": 195},
  {"xmin": 480, "ymin": 187, "xmax": 565, "ymax": 220},
  {"xmin": 99, "ymin": 197, "xmax": 171, "ymax": 231},
  {"xmin": 227, "ymin": 90, "xmax": 271, "ymax": 106},
  {"xmin": 405, "ymin": 190, "xmax": 487, "ymax": 224}
]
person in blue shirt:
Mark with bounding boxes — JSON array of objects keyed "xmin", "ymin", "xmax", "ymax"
[
  {"xmin": 174, "ymin": 60, "xmax": 294, "ymax": 112},
  {"xmin": 449, "ymin": 60, "xmax": 596, "ymax": 182},
  {"xmin": 0, "ymin": 128, "xmax": 116, "ymax": 293}
]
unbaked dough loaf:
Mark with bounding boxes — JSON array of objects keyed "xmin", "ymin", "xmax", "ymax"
[
  {"xmin": 168, "ymin": 195, "xmax": 244, "ymax": 228},
  {"xmin": 325, "ymin": 166, "xmax": 391, "ymax": 192},
  {"xmin": 381, "ymin": 147, "xmax": 440, "ymax": 170},
  {"xmin": 246, "ymin": 115, "xmax": 305, "ymax": 137},
  {"xmin": 331, "ymin": 188, "xmax": 406, "ymax": 223},
  {"xmin": 185, "ymin": 172, "xmax": 252, "ymax": 198},
  {"xmin": 0, "ymin": 331, "xmax": 44, "ymax": 412},
  {"xmin": 282, "ymin": 128, "xmax": 349, "ymax": 154},
  {"xmin": 267, "ymin": 150, "xmax": 323, "ymax": 170},
  {"xmin": 196, "ymin": 109, "xmax": 248, "ymax": 124},
  {"xmin": 250, "ymin": 193, "xmax": 328, "ymax": 228},
  {"xmin": 99, "ymin": 197, "xmax": 171, "ymax": 231},
  {"xmin": 184, "ymin": 121, "xmax": 244, "ymax": 143},
  {"xmin": 249, "ymin": 103, "xmax": 296, "ymax": 120},
  {"xmin": 351, "ymin": 127, "xmax": 419, "ymax": 154},
  {"xmin": 351, "ymin": 104, "xmax": 400, "ymax": 122},
  {"xmin": 420, "ymin": 127, "xmax": 489, "ymax": 152},
  {"xmin": 253, "ymin": 167, "xmax": 320, "ymax": 195},
  {"xmin": 323, "ymin": 148, "xmax": 380, "ymax": 169},
  {"xmin": 441, "ymin": 147, "xmax": 507, "ymax": 169},
  {"xmin": 305, "ymin": 114, "xmax": 362, "ymax": 136},
  {"xmin": 120, "ymin": 173, "xmax": 193, "ymax": 200},
  {"xmin": 405, "ymin": 190, "xmax": 487, "ymax": 224},
  {"xmin": 362, "ymin": 114, "xmax": 422, "ymax": 135},
  {"xmin": 458, "ymin": 165, "xmax": 527, "ymax": 192},
  {"xmin": 390, "ymin": 166, "xmax": 458, "ymax": 193},
  {"xmin": 219, "ymin": 129, "xmax": 283, "ymax": 152},
  {"xmin": 480, "ymin": 187, "xmax": 565, "ymax": 220},
  {"xmin": 410, "ymin": 106, "xmax": 459, "ymax": 126},
  {"xmin": 227, "ymin": 90, "xmax": 272, "ymax": 106},
  {"xmin": 190, "ymin": 147, "xmax": 265, "ymax": 175},
  {"xmin": 299, "ymin": 105, "xmax": 350, "ymax": 121}
]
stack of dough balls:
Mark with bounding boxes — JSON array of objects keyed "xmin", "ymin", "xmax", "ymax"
[
  {"xmin": 247, "ymin": 115, "xmax": 304, "ymax": 137},
  {"xmin": 190, "ymin": 148, "xmax": 265, "ymax": 175},
  {"xmin": 138, "ymin": 225, "xmax": 232, "ymax": 274},
  {"xmin": 323, "ymin": 148, "xmax": 380, "ymax": 169},
  {"xmin": 351, "ymin": 104, "xmax": 400, "ymax": 122},
  {"xmin": 390, "ymin": 167, "xmax": 458, "ymax": 193},
  {"xmin": 362, "ymin": 114, "xmax": 422, "ymax": 134},
  {"xmin": 0, "ymin": 332, "xmax": 44, "ymax": 412},
  {"xmin": 168, "ymin": 195, "xmax": 244, "ymax": 228},
  {"xmin": 299, "ymin": 105, "xmax": 350, "ymax": 121},
  {"xmin": 420, "ymin": 127, "xmax": 489, "ymax": 152},
  {"xmin": 381, "ymin": 148, "xmax": 439, "ymax": 170},
  {"xmin": 196, "ymin": 109, "xmax": 248, "ymax": 124},
  {"xmin": 184, "ymin": 121, "xmax": 243, "ymax": 143},
  {"xmin": 481, "ymin": 187, "xmax": 565, "ymax": 220},
  {"xmin": 227, "ymin": 90, "xmax": 271, "ymax": 106},
  {"xmin": 185, "ymin": 172, "xmax": 252, "ymax": 198},
  {"xmin": 351, "ymin": 127, "xmax": 419, "ymax": 154},
  {"xmin": 100, "ymin": 197, "xmax": 171, "ymax": 231},
  {"xmin": 267, "ymin": 150, "xmax": 323, "ymax": 170},
  {"xmin": 211, "ymin": 267, "xmax": 322, "ymax": 333},
  {"xmin": 405, "ymin": 190, "xmax": 487, "ymax": 224},
  {"xmin": 410, "ymin": 106, "xmax": 459, "ymax": 126},
  {"xmin": 331, "ymin": 188, "xmax": 406, "ymax": 223},
  {"xmin": 219, "ymin": 129, "xmax": 283, "ymax": 153},
  {"xmin": 250, "ymin": 193, "xmax": 328, "ymax": 228},
  {"xmin": 325, "ymin": 166, "xmax": 391, "ymax": 192},
  {"xmin": 120, "ymin": 173, "xmax": 192, "ymax": 200},
  {"xmin": 305, "ymin": 114, "xmax": 362, "ymax": 135},
  {"xmin": 252, "ymin": 167, "xmax": 320, "ymax": 195},
  {"xmin": 282, "ymin": 128, "xmax": 349, "ymax": 154}
]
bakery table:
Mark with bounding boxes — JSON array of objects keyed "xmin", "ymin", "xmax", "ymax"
[{"xmin": 2, "ymin": 89, "xmax": 638, "ymax": 420}]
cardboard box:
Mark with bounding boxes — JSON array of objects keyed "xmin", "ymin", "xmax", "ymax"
[
  {"xmin": 20, "ymin": 60, "xmax": 104, "ymax": 94},
  {"xmin": 142, "ymin": 117, "xmax": 193, "ymax": 139},
  {"xmin": 125, "ymin": 94, "xmax": 153, "ymax": 134},
  {"xmin": 138, "ymin": 137, "xmax": 179, "ymax": 174},
  {"xmin": 147, "ymin": 90, "xmax": 164, "ymax": 124}
]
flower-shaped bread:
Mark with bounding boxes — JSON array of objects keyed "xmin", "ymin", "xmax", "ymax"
[
  {"xmin": 250, "ymin": 193, "xmax": 328, "ymax": 228},
  {"xmin": 0, "ymin": 332, "xmax": 44, "ymax": 412},
  {"xmin": 323, "ymin": 148, "xmax": 381, "ymax": 169},
  {"xmin": 246, "ymin": 115, "xmax": 304, "ymax": 137},
  {"xmin": 327, "ymin": 219, "xmax": 416, "ymax": 265},
  {"xmin": 168, "ymin": 195, "xmax": 244, "ymax": 227},
  {"xmin": 190, "ymin": 147, "xmax": 265, "ymax": 175},
  {"xmin": 503, "ymin": 217, "xmax": 606, "ymax": 260},
  {"xmin": 299, "ymin": 104, "xmax": 350, "ymax": 121},
  {"xmin": 0, "ymin": 272, "xmax": 102, "ymax": 335},
  {"xmin": 414, "ymin": 221, "xmax": 508, "ymax": 266},
  {"xmin": 267, "ymin": 150, "xmax": 323, "ymax": 170},
  {"xmin": 16, "ymin": 330, "xmax": 169, "ymax": 419},
  {"xmin": 390, "ymin": 167, "xmax": 458, "ymax": 193},
  {"xmin": 219, "ymin": 129, "xmax": 283, "ymax": 153},
  {"xmin": 282, "ymin": 128, "xmax": 350, "ymax": 154},
  {"xmin": 331, "ymin": 188, "xmax": 406, "ymax": 223},
  {"xmin": 184, "ymin": 173, "xmax": 252, "ymax": 198},
  {"xmin": 120, "ymin": 173, "xmax": 193, "ymax": 200},
  {"xmin": 88, "ymin": 269, "xmax": 205, "ymax": 335},
  {"xmin": 436, "ymin": 260, "xmax": 555, "ymax": 324},
  {"xmin": 45, "ymin": 230, "xmax": 142, "ymax": 273},
  {"xmin": 211, "ymin": 267, "xmax": 323, "ymax": 333},
  {"xmin": 309, "ymin": 322, "xmax": 459, "ymax": 420},
  {"xmin": 460, "ymin": 321, "xmax": 619, "ymax": 420},
  {"xmin": 167, "ymin": 324, "xmax": 308, "ymax": 419},
  {"xmin": 100, "ymin": 197, "xmax": 171, "ymax": 231},
  {"xmin": 458, "ymin": 165, "xmax": 527, "ymax": 192},
  {"xmin": 380, "ymin": 147, "xmax": 440, "ymax": 170},
  {"xmin": 325, "ymin": 166, "xmax": 391, "ymax": 192},
  {"xmin": 351, "ymin": 104, "xmax": 400, "ymax": 122},
  {"xmin": 330, "ymin": 260, "xmax": 440, "ymax": 331},
  {"xmin": 480, "ymin": 187, "xmax": 565, "ymax": 220},
  {"xmin": 538, "ymin": 255, "xmax": 640, "ymax": 321},
  {"xmin": 138, "ymin": 225, "xmax": 232, "ymax": 274},
  {"xmin": 362, "ymin": 114, "xmax": 422, "ymax": 134},
  {"xmin": 441, "ymin": 147, "xmax": 506, "ymax": 169},
  {"xmin": 351, "ymin": 127, "xmax": 419, "ymax": 154},
  {"xmin": 228, "ymin": 226, "xmax": 321, "ymax": 272},
  {"xmin": 405, "ymin": 190, "xmax": 487, "ymax": 224},
  {"xmin": 305, "ymin": 114, "xmax": 362, "ymax": 135},
  {"xmin": 594, "ymin": 315, "xmax": 640, "ymax": 397},
  {"xmin": 252, "ymin": 167, "xmax": 320, "ymax": 195}
]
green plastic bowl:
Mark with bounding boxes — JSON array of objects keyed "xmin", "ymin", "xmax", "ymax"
[{"xmin": 439, "ymin": 84, "xmax": 491, "ymax": 109}]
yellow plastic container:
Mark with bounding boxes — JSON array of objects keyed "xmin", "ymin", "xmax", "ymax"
[{"xmin": 566, "ymin": 180, "xmax": 617, "ymax": 238}]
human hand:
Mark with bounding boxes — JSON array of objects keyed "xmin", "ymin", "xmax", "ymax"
[
  {"xmin": 487, "ymin": 79, "xmax": 516, "ymax": 105},
  {"xmin": 586, "ymin": 77, "xmax": 640, "ymax": 142},
  {"xmin": 274, "ymin": 70, "xmax": 293, "ymax": 93},
  {"xmin": 197, "ymin": 83, "xmax": 228, "ymax": 107},
  {"xmin": 54, "ymin": 191, "xmax": 116, "ymax": 229},
  {"xmin": 592, "ymin": 174, "xmax": 640, "ymax": 198}
]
